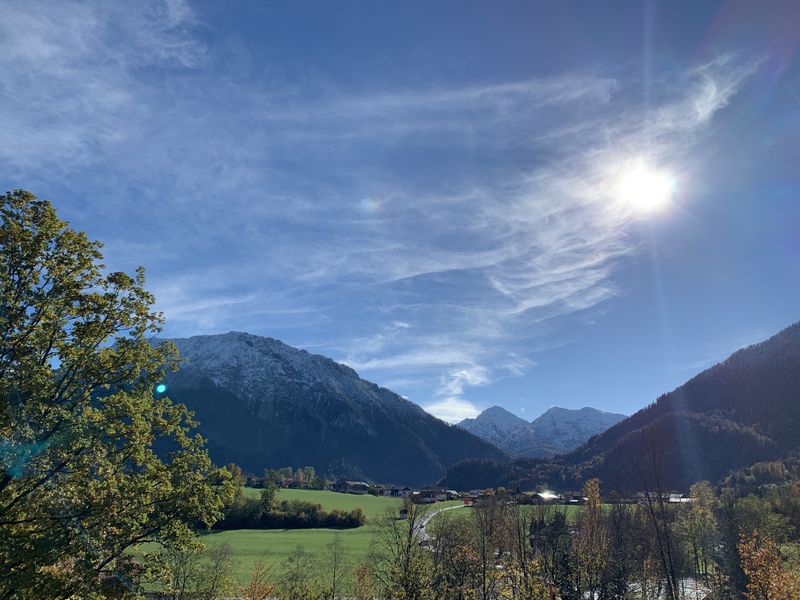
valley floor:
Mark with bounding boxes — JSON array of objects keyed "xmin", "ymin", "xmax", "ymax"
[
  {"xmin": 158, "ymin": 489, "xmax": 461, "ymax": 583},
  {"xmin": 198, "ymin": 525, "xmax": 377, "ymax": 583},
  {"xmin": 138, "ymin": 489, "xmax": 614, "ymax": 584}
]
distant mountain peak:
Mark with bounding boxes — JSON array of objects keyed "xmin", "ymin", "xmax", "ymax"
[
  {"xmin": 458, "ymin": 405, "xmax": 528, "ymax": 432},
  {"xmin": 443, "ymin": 320, "xmax": 800, "ymax": 492},
  {"xmin": 459, "ymin": 404, "xmax": 625, "ymax": 458},
  {"xmin": 485, "ymin": 404, "xmax": 514, "ymax": 413},
  {"xmin": 462, "ymin": 404, "xmax": 526, "ymax": 423}
]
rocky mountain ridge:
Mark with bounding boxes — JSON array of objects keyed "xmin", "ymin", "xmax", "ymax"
[
  {"xmin": 458, "ymin": 405, "xmax": 625, "ymax": 457},
  {"xmin": 158, "ymin": 332, "xmax": 507, "ymax": 485}
]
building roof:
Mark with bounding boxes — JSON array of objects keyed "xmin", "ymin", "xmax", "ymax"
[{"xmin": 535, "ymin": 490, "xmax": 560, "ymax": 501}]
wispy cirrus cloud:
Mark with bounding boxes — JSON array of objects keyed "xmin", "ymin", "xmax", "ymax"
[{"xmin": 0, "ymin": 1, "xmax": 762, "ymax": 422}]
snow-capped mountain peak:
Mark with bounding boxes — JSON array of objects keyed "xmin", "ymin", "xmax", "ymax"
[
  {"xmin": 457, "ymin": 406, "xmax": 529, "ymax": 447},
  {"xmin": 459, "ymin": 404, "xmax": 626, "ymax": 458}
]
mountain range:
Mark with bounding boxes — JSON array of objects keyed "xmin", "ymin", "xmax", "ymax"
[
  {"xmin": 158, "ymin": 332, "xmax": 507, "ymax": 486},
  {"xmin": 458, "ymin": 405, "xmax": 626, "ymax": 457},
  {"xmin": 157, "ymin": 320, "xmax": 800, "ymax": 492},
  {"xmin": 440, "ymin": 321, "xmax": 800, "ymax": 492}
]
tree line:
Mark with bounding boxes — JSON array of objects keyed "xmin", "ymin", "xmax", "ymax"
[
  {"xmin": 151, "ymin": 477, "xmax": 800, "ymax": 600},
  {"xmin": 362, "ymin": 479, "xmax": 800, "ymax": 600},
  {"xmin": 260, "ymin": 465, "xmax": 327, "ymax": 490},
  {"xmin": 213, "ymin": 480, "xmax": 365, "ymax": 531}
]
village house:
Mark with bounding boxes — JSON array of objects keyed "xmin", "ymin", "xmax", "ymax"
[
  {"xmin": 634, "ymin": 492, "xmax": 694, "ymax": 504},
  {"xmin": 331, "ymin": 480, "xmax": 370, "ymax": 494},
  {"xmin": 514, "ymin": 491, "xmax": 535, "ymax": 505},
  {"xmin": 533, "ymin": 490, "xmax": 561, "ymax": 505},
  {"xmin": 565, "ymin": 490, "xmax": 586, "ymax": 505},
  {"xmin": 413, "ymin": 490, "xmax": 439, "ymax": 504},
  {"xmin": 384, "ymin": 486, "xmax": 413, "ymax": 498}
]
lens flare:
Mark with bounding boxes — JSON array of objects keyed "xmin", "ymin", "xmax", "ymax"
[{"xmin": 156, "ymin": 383, "xmax": 167, "ymax": 394}]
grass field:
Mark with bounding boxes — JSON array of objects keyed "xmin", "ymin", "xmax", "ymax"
[
  {"xmin": 184, "ymin": 489, "xmax": 460, "ymax": 583},
  {"xmin": 137, "ymin": 490, "xmax": 599, "ymax": 584},
  {"xmin": 198, "ymin": 523, "xmax": 378, "ymax": 582},
  {"xmin": 428, "ymin": 501, "xmax": 610, "ymax": 528},
  {"xmin": 242, "ymin": 487, "xmax": 404, "ymax": 520}
]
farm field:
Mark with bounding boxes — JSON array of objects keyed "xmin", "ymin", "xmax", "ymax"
[
  {"xmin": 242, "ymin": 487, "xmax": 404, "ymax": 520},
  {"xmin": 198, "ymin": 523, "xmax": 376, "ymax": 583},
  {"xmin": 427, "ymin": 502, "xmax": 617, "ymax": 528},
  {"xmin": 183, "ymin": 489, "xmax": 461, "ymax": 583}
]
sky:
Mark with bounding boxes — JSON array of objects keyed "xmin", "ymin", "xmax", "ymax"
[{"xmin": 2, "ymin": 0, "xmax": 799, "ymax": 423}]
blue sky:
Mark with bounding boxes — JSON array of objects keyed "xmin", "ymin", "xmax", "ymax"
[{"xmin": 2, "ymin": 0, "xmax": 799, "ymax": 422}]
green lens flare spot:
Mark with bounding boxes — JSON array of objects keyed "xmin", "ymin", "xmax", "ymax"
[{"xmin": 156, "ymin": 384, "xmax": 167, "ymax": 394}]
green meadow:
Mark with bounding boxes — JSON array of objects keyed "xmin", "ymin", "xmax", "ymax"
[
  {"xmin": 427, "ymin": 501, "xmax": 615, "ymax": 529},
  {"xmin": 185, "ymin": 489, "xmax": 461, "ymax": 583},
  {"xmin": 242, "ymin": 487, "xmax": 403, "ymax": 520},
  {"xmin": 139, "ymin": 488, "xmax": 604, "ymax": 584},
  {"xmin": 197, "ymin": 523, "xmax": 378, "ymax": 583}
]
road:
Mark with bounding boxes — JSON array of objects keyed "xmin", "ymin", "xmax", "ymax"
[{"xmin": 414, "ymin": 503, "xmax": 469, "ymax": 543}]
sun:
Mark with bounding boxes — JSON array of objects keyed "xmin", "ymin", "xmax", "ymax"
[{"xmin": 616, "ymin": 162, "xmax": 675, "ymax": 213}]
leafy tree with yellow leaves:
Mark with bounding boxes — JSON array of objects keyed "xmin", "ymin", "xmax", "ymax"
[
  {"xmin": 676, "ymin": 481, "xmax": 718, "ymax": 583},
  {"xmin": 0, "ymin": 190, "xmax": 230, "ymax": 598},
  {"xmin": 575, "ymin": 478, "xmax": 609, "ymax": 597},
  {"xmin": 739, "ymin": 531, "xmax": 800, "ymax": 600},
  {"xmin": 372, "ymin": 500, "xmax": 434, "ymax": 600}
]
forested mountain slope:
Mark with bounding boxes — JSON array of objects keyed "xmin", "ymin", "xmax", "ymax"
[
  {"xmin": 159, "ymin": 332, "xmax": 506, "ymax": 485},
  {"xmin": 441, "ymin": 322, "xmax": 800, "ymax": 491}
]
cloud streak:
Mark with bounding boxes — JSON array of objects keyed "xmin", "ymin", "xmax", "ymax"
[{"xmin": 0, "ymin": 1, "xmax": 761, "ymax": 422}]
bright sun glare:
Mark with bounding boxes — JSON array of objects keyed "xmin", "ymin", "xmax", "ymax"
[{"xmin": 617, "ymin": 163, "xmax": 675, "ymax": 213}]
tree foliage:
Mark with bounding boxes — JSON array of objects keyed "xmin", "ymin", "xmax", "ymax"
[
  {"xmin": 216, "ymin": 488, "xmax": 365, "ymax": 530},
  {"xmin": 371, "ymin": 501, "xmax": 434, "ymax": 600},
  {"xmin": 277, "ymin": 545, "xmax": 322, "ymax": 600},
  {"xmin": 0, "ymin": 190, "xmax": 229, "ymax": 598},
  {"xmin": 739, "ymin": 531, "xmax": 800, "ymax": 600},
  {"xmin": 153, "ymin": 542, "xmax": 238, "ymax": 600},
  {"xmin": 676, "ymin": 481, "xmax": 718, "ymax": 583},
  {"xmin": 239, "ymin": 558, "xmax": 276, "ymax": 600},
  {"xmin": 574, "ymin": 478, "xmax": 608, "ymax": 596}
]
